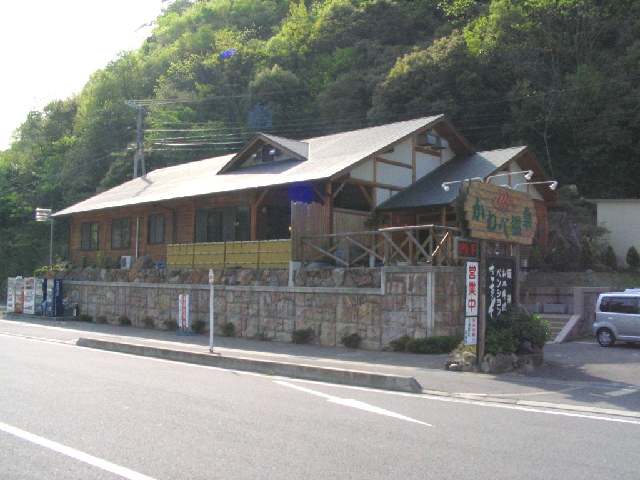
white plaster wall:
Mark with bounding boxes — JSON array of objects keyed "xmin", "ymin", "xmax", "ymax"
[
  {"xmin": 597, "ymin": 201, "xmax": 640, "ymax": 266},
  {"xmin": 379, "ymin": 139, "xmax": 412, "ymax": 166},
  {"xmin": 377, "ymin": 162, "xmax": 412, "ymax": 188},
  {"xmin": 351, "ymin": 159, "xmax": 374, "ymax": 181}
]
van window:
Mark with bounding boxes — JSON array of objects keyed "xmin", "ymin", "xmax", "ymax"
[{"xmin": 600, "ymin": 297, "xmax": 639, "ymax": 314}]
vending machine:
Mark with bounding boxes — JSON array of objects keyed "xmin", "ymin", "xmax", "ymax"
[
  {"xmin": 6, "ymin": 278, "xmax": 16, "ymax": 313},
  {"xmin": 45, "ymin": 279, "xmax": 64, "ymax": 317},
  {"xmin": 13, "ymin": 277, "xmax": 25, "ymax": 314},
  {"xmin": 23, "ymin": 278, "xmax": 45, "ymax": 315}
]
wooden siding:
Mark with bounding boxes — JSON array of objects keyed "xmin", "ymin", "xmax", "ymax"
[{"xmin": 68, "ymin": 191, "xmax": 249, "ymax": 266}]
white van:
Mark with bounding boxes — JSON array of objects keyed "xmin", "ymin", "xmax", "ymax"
[{"xmin": 593, "ymin": 290, "xmax": 640, "ymax": 347}]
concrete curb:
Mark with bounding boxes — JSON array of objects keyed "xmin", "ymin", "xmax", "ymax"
[{"xmin": 76, "ymin": 338, "xmax": 423, "ymax": 394}]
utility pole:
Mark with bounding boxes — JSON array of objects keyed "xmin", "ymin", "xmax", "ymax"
[{"xmin": 126, "ymin": 101, "xmax": 146, "ymax": 178}]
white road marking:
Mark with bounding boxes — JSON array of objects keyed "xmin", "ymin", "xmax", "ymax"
[
  {"xmin": 0, "ymin": 420, "xmax": 157, "ymax": 480},
  {"xmin": 2, "ymin": 330, "xmax": 640, "ymax": 425},
  {"xmin": 274, "ymin": 380, "xmax": 432, "ymax": 427}
]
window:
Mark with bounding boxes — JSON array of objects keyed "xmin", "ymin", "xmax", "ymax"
[
  {"xmin": 195, "ymin": 207, "xmax": 250, "ymax": 242},
  {"xmin": 80, "ymin": 223, "xmax": 99, "ymax": 251},
  {"xmin": 148, "ymin": 214, "xmax": 165, "ymax": 244},
  {"xmin": 111, "ymin": 218, "xmax": 131, "ymax": 250},
  {"xmin": 600, "ymin": 297, "xmax": 639, "ymax": 314}
]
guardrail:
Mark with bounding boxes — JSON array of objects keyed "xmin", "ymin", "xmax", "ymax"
[
  {"xmin": 167, "ymin": 239, "xmax": 291, "ymax": 269},
  {"xmin": 300, "ymin": 225, "xmax": 460, "ymax": 268}
]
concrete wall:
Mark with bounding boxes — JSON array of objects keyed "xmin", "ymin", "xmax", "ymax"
[
  {"xmin": 64, "ymin": 266, "xmax": 464, "ymax": 350},
  {"xmin": 595, "ymin": 200, "xmax": 640, "ymax": 267}
]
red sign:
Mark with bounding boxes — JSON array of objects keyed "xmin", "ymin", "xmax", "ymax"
[{"xmin": 457, "ymin": 239, "xmax": 479, "ymax": 259}]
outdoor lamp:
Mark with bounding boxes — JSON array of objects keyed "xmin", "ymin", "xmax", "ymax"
[
  {"xmin": 485, "ymin": 170, "xmax": 534, "ymax": 183},
  {"xmin": 513, "ymin": 180, "xmax": 558, "ymax": 191},
  {"xmin": 441, "ymin": 177, "xmax": 483, "ymax": 192}
]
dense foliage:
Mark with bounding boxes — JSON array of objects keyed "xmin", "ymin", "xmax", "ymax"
[
  {"xmin": 2, "ymin": 0, "xmax": 640, "ymax": 289},
  {"xmin": 485, "ymin": 307, "xmax": 550, "ymax": 355}
]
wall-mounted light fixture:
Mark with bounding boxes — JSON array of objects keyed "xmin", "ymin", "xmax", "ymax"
[
  {"xmin": 441, "ymin": 177, "xmax": 483, "ymax": 192},
  {"xmin": 514, "ymin": 180, "xmax": 558, "ymax": 191},
  {"xmin": 486, "ymin": 170, "xmax": 534, "ymax": 183}
]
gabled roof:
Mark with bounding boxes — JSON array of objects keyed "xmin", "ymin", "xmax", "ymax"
[
  {"xmin": 219, "ymin": 133, "xmax": 310, "ymax": 173},
  {"xmin": 377, "ymin": 146, "xmax": 529, "ymax": 210},
  {"xmin": 53, "ymin": 115, "xmax": 447, "ymax": 217}
]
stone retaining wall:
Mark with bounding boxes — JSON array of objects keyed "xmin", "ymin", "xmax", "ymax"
[{"xmin": 65, "ymin": 266, "xmax": 464, "ymax": 350}]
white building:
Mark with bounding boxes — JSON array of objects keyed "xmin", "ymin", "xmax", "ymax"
[{"xmin": 592, "ymin": 199, "xmax": 640, "ymax": 266}]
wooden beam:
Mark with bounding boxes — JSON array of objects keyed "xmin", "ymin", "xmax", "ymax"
[
  {"xmin": 325, "ymin": 182, "xmax": 333, "ymax": 234},
  {"xmin": 357, "ymin": 184, "xmax": 374, "ymax": 209},
  {"xmin": 411, "ymin": 135, "xmax": 417, "ymax": 183},
  {"xmin": 311, "ymin": 184, "xmax": 325, "ymax": 204},
  {"xmin": 347, "ymin": 178, "xmax": 404, "ymax": 192},
  {"xmin": 441, "ymin": 206, "xmax": 447, "ymax": 227},
  {"xmin": 331, "ymin": 180, "xmax": 348, "ymax": 200},
  {"xmin": 415, "ymin": 145, "xmax": 443, "ymax": 157},
  {"xmin": 374, "ymin": 156, "xmax": 413, "ymax": 169}
]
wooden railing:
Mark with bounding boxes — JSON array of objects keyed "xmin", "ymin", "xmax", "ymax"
[
  {"xmin": 300, "ymin": 225, "xmax": 460, "ymax": 268},
  {"xmin": 167, "ymin": 239, "xmax": 291, "ymax": 269}
]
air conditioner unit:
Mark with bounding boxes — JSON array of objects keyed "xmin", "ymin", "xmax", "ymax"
[{"xmin": 120, "ymin": 256, "xmax": 133, "ymax": 270}]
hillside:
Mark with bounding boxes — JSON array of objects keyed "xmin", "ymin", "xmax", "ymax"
[{"xmin": 1, "ymin": 0, "xmax": 639, "ymax": 281}]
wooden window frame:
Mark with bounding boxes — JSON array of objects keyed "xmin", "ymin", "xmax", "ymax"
[
  {"xmin": 148, "ymin": 214, "xmax": 166, "ymax": 245},
  {"xmin": 111, "ymin": 218, "xmax": 131, "ymax": 250},
  {"xmin": 80, "ymin": 222, "xmax": 99, "ymax": 251}
]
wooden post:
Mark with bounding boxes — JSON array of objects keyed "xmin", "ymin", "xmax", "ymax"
[
  {"xmin": 441, "ymin": 206, "xmax": 447, "ymax": 226},
  {"xmin": 514, "ymin": 243, "xmax": 521, "ymax": 307},
  {"xmin": 477, "ymin": 239, "xmax": 487, "ymax": 366},
  {"xmin": 250, "ymin": 200, "xmax": 258, "ymax": 241}
]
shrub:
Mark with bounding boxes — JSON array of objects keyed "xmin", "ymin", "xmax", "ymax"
[
  {"xmin": 163, "ymin": 320, "xmax": 176, "ymax": 331},
  {"xmin": 117, "ymin": 315, "xmax": 132, "ymax": 326},
  {"xmin": 291, "ymin": 327, "xmax": 314, "ymax": 344},
  {"xmin": 341, "ymin": 333, "xmax": 362, "ymax": 349},
  {"xmin": 405, "ymin": 336, "xmax": 462, "ymax": 354},
  {"xmin": 221, "ymin": 322, "xmax": 236, "ymax": 337},
  {"xmin": 485, "ymin": 307, "xmax": 550, "ymax": 355},
  {"xmin": 78, "ymin": 313, "xmax": 93, "ymax": 323},
  {"xmin": 256, "ymin": 331, "xmax": 271, "ymax": 341},
  {"xmin": 627, "ymin": 246, "xmax": 640, "ymax": 270},
  {"xmin": 143, "ymin": 316, "xmax": 155, "ymax": 329},
  {"xmin": 389, "ymin": 335, "xmax": 411, "ymax": 352},
  {"xmin": 603, "ymin": 246, "xmax": 617, "ymax": 270},
  {"xmin": 191, "ymin": 320, "xmax": 206, "ymax": 334},
  {"xmin": 95, "ymin": 315, "xmax": 107, "ymax": 324}
]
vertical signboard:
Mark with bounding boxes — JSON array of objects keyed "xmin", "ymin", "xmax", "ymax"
[
  {"xmin": 464, "ymin": 261, "xmax": 479, "ymax": 346},
  {"xmin": 486, "ymin": 257, "xmax": 515, "ymax": 322}
]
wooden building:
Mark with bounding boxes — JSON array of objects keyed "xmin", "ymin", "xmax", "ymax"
[{"xmin": 53, "ymin": 115, "xmax": 555, "ymax": 269}]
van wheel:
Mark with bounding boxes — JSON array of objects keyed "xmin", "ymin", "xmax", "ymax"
[{"xmin": 597, "ymin": 328, "xmax": 615, "ymax": 347}]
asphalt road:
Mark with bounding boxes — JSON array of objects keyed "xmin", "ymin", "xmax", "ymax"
[{"xmin": 1, "ymin": 333, "xmax": 639, "ymax": 480}]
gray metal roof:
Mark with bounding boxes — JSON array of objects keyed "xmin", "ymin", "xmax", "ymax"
[
  {"xmin": 377, "ymin": 146, "xmax": 528, "ymax": 210},
  {"xmin": 53, "ymin": 115, "xmax": 443, "ymax": 216}
]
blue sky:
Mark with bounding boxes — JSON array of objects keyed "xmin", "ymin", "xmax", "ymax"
[{"xmin": 0, "ymin": 0, "xmax": 166, "ymax": 149}]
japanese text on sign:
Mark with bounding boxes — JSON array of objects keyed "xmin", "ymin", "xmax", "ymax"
[
  {"xmin": 465, "ymin": 261, "xmax": 479, "ymax": 317},
  {"xmin": 486, "ymin": 258, "xmax": 515, "ymax": 321},
  {"xmin": 464, "ymin": 182, "xmax": 537, "ymax": 244}
]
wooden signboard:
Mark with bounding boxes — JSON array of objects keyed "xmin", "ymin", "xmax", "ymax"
[{"xmin": 463, "ymin": 182, "xmax": 537, "ymax": 245}]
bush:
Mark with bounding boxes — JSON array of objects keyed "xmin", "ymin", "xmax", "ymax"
[
  {"xmin": 627, "ymin": 246, "xmax": 640, "ymax": 270},
  {"xmin": 485, "ymin": 307, "xmax": 550, "ymax": 355},
  {"xmin": 78, "ymin": 313, "xmax": 92, "ymax": 323},
  {"xmin": 388, "ymin": 335, "xmax": 461, "ymax": 354},
  {"xmin": 191, "ymin": 320, "xmax": 206, "ymax": 334},
  {"xmin": 603, "ymin": 246, "xmax": 617, "ymax": 270},
  {"xmin": 117, "ymin": 315, "xmax": 131, "ymax": 326},
  {"xmin": 389, "ymin": 335, "xmax": 411, "ymax": 352},
  {"xmin": 143, "ymin": 316, "xmax": 155, "ymax": 329},
  {"xmin": 341, "ymin": 333, "xmax": 362, "ymax": 349},
  {"xmin": 221, "ymin": 322, "xmax": 236, "ymax": 337},
  {"xmin": 95, "ymin": 315, "xmax": 107, "ymax": 324},
  {"xmin": 291, "ymin": 327, "xmax": 314, "ymax": 344}
]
